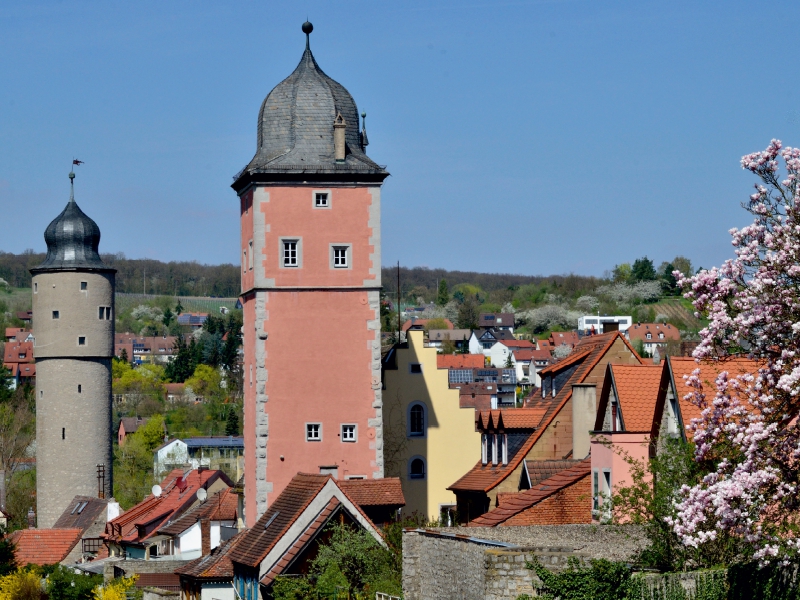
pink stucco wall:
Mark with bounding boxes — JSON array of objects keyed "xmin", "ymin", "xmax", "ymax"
[
  {"xmin": 240, "ymin": 184, "xmax": 381, "ymax": 526},
  {"xmin": 590, "ymin": 432, "xmax": 651, "ymax": 494}
]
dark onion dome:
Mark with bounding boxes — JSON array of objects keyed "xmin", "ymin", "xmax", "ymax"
[
  {"xmin": 233, "ymin": 22, "xmax": 387, "ymax": 188},
  {"xmin": 32, "ymin": 173, "xmax": 112, "ymax": 272}
]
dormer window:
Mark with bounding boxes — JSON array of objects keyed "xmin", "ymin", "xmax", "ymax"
[
  {"xmin": 646, "ymin": 333, "xmax": 652, "ymax": 340},
  {"xmin": 659, "ymin": 333, "xmax": 664, "ymax": 339}
]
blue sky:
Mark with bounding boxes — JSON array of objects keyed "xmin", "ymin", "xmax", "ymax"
[{"xmin": 1, "ymin": 1, "xmax": 798, "ymax": 277}]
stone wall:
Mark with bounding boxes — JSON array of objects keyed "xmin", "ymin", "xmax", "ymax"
[
  {"xmin": 103, "ymin": 558, "xmax": 192, "ymax": 582},
  {"xmin": 403, "ymin": 525, "xmax": 647, "ymax": 600}
]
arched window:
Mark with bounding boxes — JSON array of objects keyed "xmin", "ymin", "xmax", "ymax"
[
  {"xmin": 409, "ymin": 403, "xmax": 426, "ymax": 437},
  {"xmin": 409, "ymin": 457, "xmax": 426, "ymax": 479}
]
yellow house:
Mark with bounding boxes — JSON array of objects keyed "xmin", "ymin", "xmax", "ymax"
[{"xmin": 382, "ymin": 330, "xmax": 481, "ymax": 522}]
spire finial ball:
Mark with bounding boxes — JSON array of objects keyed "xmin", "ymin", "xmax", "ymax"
[
  {"xmin": 69, "ymin": 171, "xmax": 75, "ymax": 180},
  {"xmin": 302, "ymin": 21, "xmax": 313, "ymax": 35}
]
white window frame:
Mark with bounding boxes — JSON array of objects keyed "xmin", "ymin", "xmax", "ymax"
[
  {"xmin": 306, "ymin": 422, "xmax": 322, "ymax": 442},
  {"xmin": 481, "ymin": 434, "xmax": 488, "ymax": 465},
  {"xmin": 330, "ymin": 244, "xmax": 351, "ymax": 269},
  {"xmin": 312, "ymin": 189, "xmax": 332, "ymax": 209},
  {"xmin": 280, "ymin": 238, "xmax": 302, "ymax": 268},
  {"xmin": 341, "ymin": 424, "xmax": 357, "ymax": 443}
]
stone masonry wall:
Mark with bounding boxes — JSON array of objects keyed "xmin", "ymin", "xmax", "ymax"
[{"xmin": 403, "ymin": 526, "xmax": 647, "ymax": 600}]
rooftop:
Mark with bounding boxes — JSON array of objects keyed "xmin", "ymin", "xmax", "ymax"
[{"xmin": 10, "ymin": 528, "xmax": 82, "ymax": 565}]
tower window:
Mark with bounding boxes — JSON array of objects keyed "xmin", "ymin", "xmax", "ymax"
[
  {"xmin": 78, "ymin": 337, "xmax": 86, "ymax": 346},
  {"xmin": 409, "ymin": 457, "xmax": 426, "ymax": 480},
  {"xmin": 52, "ymin": 311, "xmax": 59, "ymax": 319},
  {"xmin": 341, "ymin": 424, "xmax": 356, "ymax": 442},
  {"xmin": 106, "ymin": 307, "xmax": 112, "ymax": 320},
  {"xmin": 34, "ymin": 283, "xmax": 37, "ymax": 293},
  {"xmin": 306, "ymin": 423, "xmax": 321, "ymax": 442},
  {"xmin": 78, "ymin": 385, "xmax": 82, "ymax": 393},
  {"xmin": 333, "ymin": 246, "xmax": 348, "ymax": 268},
  {"xmin": 242, "ymin": 250, "xmax": 247, "ymax": 274},
  {"xmin": 248, "ymin": 240, "xmax": 254, "ymax": 270},
  {"xmin": 315, "ymin": 192, "xmax": 329, "ymax": 207},
  {"xmin": 99, "ymin": 307, "xmax": 105, "ymax": 319},
  {"xmin": 80, "ymin": 282, "xmax": 87, "ymax": 291},
  {"xmin": 283, "ymin": 240, "xmax": 299, "ymax": 267},
  {"xmin": 62, "ymin": 428, "xmax": 65, "ymax": 440}
]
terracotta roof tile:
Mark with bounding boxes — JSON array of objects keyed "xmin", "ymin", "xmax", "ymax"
[
  {"xmin": 227, "ymin": 473, "xmax": 330, "ymax": 567},
  {"xmin": 175, "ymin": 530, "xmax": 246, "ymax": 580},
  {"xmin": 609, "ymin": 363, "xmax": 666, "ymax": 432},
  {"xmin": 437, "ymin": 354, "xmax": 485, "ymax": 370},
  {"xmin": 549, "ymin": 331, "xmax": 580, "ymax": 347},
  {"xmin": 627, "ymin": 323, "xmax": 680, "ymax": 343},
  {"xmin": 401, "ymin": 319, "xmax": 454, "ymax": 332},
  {"xmin": 524, "ymin": 459, "xmax": 583, "ymax": 487},
  {"xmin": 468, "ymin": 458, "xmax": 591, "ymax": 527},
  {"xmin": 158, "ymin": 487, "xmax": 238, "ymax": 536},
  {"xmin": 337, "ymin": 478, "xmax": 405, "ymax": 508},
  {"xmin": 668, "ymin": 356, "xmax": 761, "ymax": 428},
  {"xmin": 10, "ymin": 528, "xmax": 82, "ymax": 565}
]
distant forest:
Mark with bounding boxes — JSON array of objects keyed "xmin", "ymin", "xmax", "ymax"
[
  {"xmin": 0, "ymin": 251, "xmax": 599, "ymax": 300},
  {"xmin": 0, "ymin": 251, "xmax": 240, "ymax": 297}
]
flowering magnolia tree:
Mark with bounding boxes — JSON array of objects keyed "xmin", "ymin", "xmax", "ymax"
[{"xmin": 670, "ymin": 139, "xmax": 800, "ymax": 562}]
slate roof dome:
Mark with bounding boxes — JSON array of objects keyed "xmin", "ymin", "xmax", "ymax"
[
  {"xmin": 234, "ymin": 22, "xmax": 387, "ymax": 188},
  {"xmin": 32, "ymin": 172, "xmax": 111, "ymax": 272}
]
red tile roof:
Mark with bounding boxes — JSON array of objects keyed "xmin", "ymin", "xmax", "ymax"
[
  {"xmin": 627, "ymin": 323, "xmax": 680, "ymax": 343},
  {"xmin": 437, "ymin": 354, "xmax": 485, "ymax": 370},
  {"xmin": 524, "ymin": 459, "xmax": 583, "ymax": 487},
  {"xmin": 103, "ymin": 469, "xmax": 231, "ymax": 546},
  {"xmin": 549, "ymin": 331, "xmax": 580, "ymax": 347},
  {"xmin": 175, "ymin": 530, "xmax": 246, "ymax": 580},
  {"xmin": 10, "ymin": 528, "xmax": 82, "ymax": 565},
  {"xmin": 3, "ymin": 340, "xmax": 34, "ymax": 364},
  {"xmin": 668, "ymin": 356, "xmax": 761, "ymax": 429},
  {"xmin": 450, "ymin": 332, "xmax": 642, "ymax": 494},
  {"xmin": 158, "ymin": 487, "xmax": 238, "ymax": 536},
  {"xmin": 500, "ymin": 339, "xmax": 535, "ymax": 349},
  {"xmin": 337, "ymin": 478, "xmax": 405, "ymax": 507},
  {"xmin": 607, "ymin": 363, "xmax": 666, "ymax": 432},
  {"xmin": 467, "ymin": 458, "xmax": 591, "ymax": 527},
  {"xmin": 476, "ymin": 409, "xmax": 548, "ymax": 431}
]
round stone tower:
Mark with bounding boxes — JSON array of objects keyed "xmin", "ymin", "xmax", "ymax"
[{"xmin": 31, "ymin": 170, "xmax": 115, "ymax": 528}]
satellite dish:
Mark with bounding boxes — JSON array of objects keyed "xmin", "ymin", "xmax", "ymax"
[
  {"xmin": 196, "ymin": 488, "xmax": 207, "ymax": 502},
  {"xmin": 151, "ymin": 485, "xmax": 162, "ymax": 498}
]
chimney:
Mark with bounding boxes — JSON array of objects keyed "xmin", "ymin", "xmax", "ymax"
[
  {"xmin": 333, "ymin": 113, "xmax": 346, "ymax": 162},
  {"xmin": 200, "ymin": 518, "xmax": 211, "ymax": 556},
  {"xmin": 653, "ymin": 347, "xmax": 661, "ymax": 365},
  {"xmin": 571, "ymin": 384, "xmax": 597, "ymax": 460},
  {"xmin": 27, "ymin": 507, "xmax": 36, "ymax": 529}
]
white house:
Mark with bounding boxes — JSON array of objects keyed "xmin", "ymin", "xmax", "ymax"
[
  {"xmin": 154, "ymin": 439, "xmax": 189, "ymax": 479},
  {"xmin": 578, "ymin": 315, "xmax": 632, "ymax": 334}
]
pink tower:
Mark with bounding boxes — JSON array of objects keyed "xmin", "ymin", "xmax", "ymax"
[{"xmin": 234, "ymin": 22, "xmax": 389, "ymax": 525}]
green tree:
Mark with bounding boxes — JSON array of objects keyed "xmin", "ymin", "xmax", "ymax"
[
  {"xmin": 671, "ymin": 255, "xmax": 693, "ymax": 278},
  {"xmin": 175, "ymin": 300, "xmax": 184, "ymax": 315},
  {"xmin": 631, "ymin": 256, "xmax": 657, "ymax": 281},
  {"xmin": 660, "ymin": 262, "xmax": 679, "ymax": 295},
  {"xmin": 137, "ymin": 414, "xmax": 166, "ymax": 450},
  {"xmin": 46, "ymin": 564, "xmax": 103, "ymax": 600},
  {"xmin": 162, "ymin": 307, "xmax": 175, "ymax": 328},
  {"xmin": 612, "ymin": 263, "xmax": 632, "ymax": 283},
  {"xmin": 185, "ymin": 365, "xmax": 223, "ymax": 401},
  {"xmin": 456, "ymin": 297, "xmax": 480, "ymax": 330},
  {"xmin": 0, "ymin": 527, "xmax": 15, "ymax": 576},
  {"xmin": 165, "ymin": 336, "xmax": 199, "ymax": 383},
  {"xmin": 225, "ymin": 407, "xmax": 239, "ymax": 436},
  {"xmin": 118, "ymin": 347, "xmax": 129, "ymax": 364},
  {"xmin": 504, "ymin": 352, "xmax": 514, "ymax": 368},
  {"xmin": 0, "ymin": 367, "xmax": 13, "ymax": 405},
  {"xmin": 436, "ymin": 279, "xmax": 449, "ymax": 306},
  {"xmin": 113, "ymin": 434, "xmax": 154, "ymax": 509}
]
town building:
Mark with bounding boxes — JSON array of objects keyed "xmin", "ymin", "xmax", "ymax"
[
  {"xmin": 625, "ymin": 322, "xmax": 680, "ymax": 356},
  {"xmin": 154, "ymin": 436, "xmax": 245, "ymax": 481},
  {"xmin": 236, "ymin": 22, "xmax": 389, "ymax": 525},
  {"xmin": 382, "ymin": 329, "xmax": 481, "ymax": 522},
  {"xmin": 31, "ymin": 170, "xmax": 115, "ymax": 528},
  {"xmin": 479, "ymin": 313, "xmax": 515, "ymax": 333},
  {"xmin": 2, "ymin": 338, "xmax": 35, "ymax": 389},
  {"xmin": 578, "ymin": 315, "xmax": 632, "ymax": 334}
]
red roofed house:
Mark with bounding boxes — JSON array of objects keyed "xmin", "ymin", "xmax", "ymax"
[
  {"xmin": 449, "ymin": 332, "xmax": 642, "ymax": 523},
  {"xmin": 626, "ymin": 323, "xmax": 680, "ymax": 357},
  {"xmin": 176, "ymin": 474, "xmax": 403, "ymax": 600},
  {"xmin": 102, "ymin": 467, "xmax": 233, "ymax": 560},
  {"xmin": 436, "ymin": 354, "xmax": 485, "ymax": 370},
  {"xmin": 590, "ymin": 362, "xmax": 668, "ymax": 520},
  {"xmin": 10, "ymin": 528, "xmax": 83, "ymax": 566},
  {"xmin": 3, "ymin": 339, "xmax": 35, "ymax": 389},
  {"xmin": 5, "ymin": 328, "xmax": 33, "ymax": 342},
  {"xmin": 222, "ymin": 473, "xmax": 392, "ymax": 600},
  {"xmin": 549, "ymin": 331, "xmax": 580, "ymax": 350}
]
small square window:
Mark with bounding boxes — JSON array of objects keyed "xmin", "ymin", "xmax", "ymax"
[
  {"xmin": 306, "ymin": 423, "xmax": 321, "ymax": 442},
  {"xmin": 78, "ymin": 336, "xmax": 86, "ymax": 346},
  {"xmin": 52, "ymin": 311, "xmax": 60, "ymax": 319},
  {"xmin": 333, "ymin": 246, "xmax": 348, "ymax": 268},
  {"xmin": 341, "ymin": 424, "xmax": 356, "ymax": 442},
  {"xmin": 315, "ymin": 192, "xmax": 329, "ymax": 207},
  {"xmin": 80, "ymin": 282, "xmax": 87, "ymax": 291},
  {"xmin": 283, "ymin": 240, "xmax": 299, "ymax": 267},
  {"xmin": 409, "ymin": 363, "xmax": 423, "ymax": 374}
]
